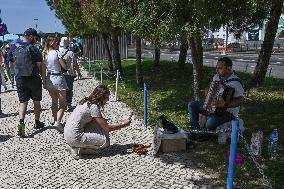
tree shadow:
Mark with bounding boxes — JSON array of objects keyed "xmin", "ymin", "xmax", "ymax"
[
  {"xmin": 80, "ymin": 143, "xmax": 134, "ymax": 159},
  {"xmin": 153, "ymin": 149, "xmax": 222, "ymax": 187},
  {"xmin": 0, "ymin": 135, "xmax": 13, "ymax": 142}
]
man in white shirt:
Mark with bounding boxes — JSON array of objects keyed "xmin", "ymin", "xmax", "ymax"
[
  {"xmin": 59, "ymin": 38, "xmax": 82, "ymax": 111},
  {"xmin": 188, "ymin": 57, "xmax": 244, "ymax": 131}
]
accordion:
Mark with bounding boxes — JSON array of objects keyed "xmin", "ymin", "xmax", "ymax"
[{"xmin": 203, "ymin": 81, "xmax": 235, "ymax": 115}]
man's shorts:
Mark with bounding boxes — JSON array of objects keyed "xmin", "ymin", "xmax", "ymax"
[{"xmin": 16, "ymin": 76, "xmax": 42, "ymax": 103}]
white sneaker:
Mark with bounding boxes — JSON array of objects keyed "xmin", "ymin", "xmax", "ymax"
[
  {"xmin": 54, "ymin": 122, "xmax": 64, "ymax": 133},
  {"xmin": 67, "ymin": 145, "xmax": 81, "ymax": 160}
]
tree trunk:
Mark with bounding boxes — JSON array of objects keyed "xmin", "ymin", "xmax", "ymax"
[
  {"xmin": 178, "ymin": 32, "xmax": 189, "ymax": 69},
  {"xmin": 225, "ymin": 25, "xmax": 229, "ymax": 52},
  {"xmin": 135, "ymin": 36, "xmax": 143, "ymax": 86},
  {"xmin": 102, "ymin": 33, "xmax": 113, "ymax": 71},
  {"xmin": 189, "ymin": 34, "xmax": 204, "ymax": 100},
  {"xmin": 111, "ymin": 29, "xmax": 123, "ymax": 75},
  {"xmin": 154, "ymin": 48, "xmax": 160, "ymax": 66},
  {"xmin": 251, "ymin": 0, "xmax": 283, "ymax": 87}
]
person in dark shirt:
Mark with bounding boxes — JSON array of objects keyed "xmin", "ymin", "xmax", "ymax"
[{"xmin": 8, "ymin": 28, "xmax": 46, "ymax": 137}]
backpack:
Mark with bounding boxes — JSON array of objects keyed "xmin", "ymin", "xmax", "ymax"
[
  {"xmin": 59, "ymin": 49, "xmax": 69, "ymax": 73},
  {"xmin": 73, "ymin": 44, "xmax": 79, "ymax": 54},
  {"xmin": 13, "ymin": 44, "xmax": 34, "ymax": 76}
]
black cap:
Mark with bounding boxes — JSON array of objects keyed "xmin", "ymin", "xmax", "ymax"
[
  {"xmin": 218, "ymin": 56, "xmax": 232, "ymax": 67},
  {"xmin": 24, "ymin": 28, "xmax": 39, "ymax": 37}
]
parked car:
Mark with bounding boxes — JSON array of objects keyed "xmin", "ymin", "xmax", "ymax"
[{"xmin": 227, "ymin": 42, "xmax": 241, "ymax": 49}]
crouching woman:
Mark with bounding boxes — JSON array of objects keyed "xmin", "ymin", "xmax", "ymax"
[{"xmin": 64, "ymin": 85, "xmax": 131, "ymax": 159}]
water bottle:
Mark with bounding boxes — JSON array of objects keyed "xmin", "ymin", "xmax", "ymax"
[
  {"xmin": 250, "ymin": 129, "xmax": 263, "ymax": 157},
  {"xmin": 268, "ymin": 129, "xmax": 278, "ymax": 158}
]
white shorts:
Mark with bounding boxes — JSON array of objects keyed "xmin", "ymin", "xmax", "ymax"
[{"xmin": 46, "ymin": 73, "xmax": 68, "ymax": 91}]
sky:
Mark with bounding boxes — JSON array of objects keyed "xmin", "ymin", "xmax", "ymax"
[{"xmin": 0, "ymin": 0, "xmax": 66, "ymax": 34}]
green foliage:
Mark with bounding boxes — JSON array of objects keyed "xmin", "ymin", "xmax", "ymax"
[
  {"xmin": 183, "ymin": 0, "xmax": 271, "ymax": 36},
  {"xmin": 82, "ymin": 58, "xmax": 284, "ymax": 188},
  {"xmin": 103, "ymin": 0, "xmax": 183, "ymax": 47},
  {"xmin": 46, "ymin": 0, "xmax": 96, "ymax": 36},
  {"xmin": 79, "ymin": 0, "xmax": 114, "ymax": 34},
  {"xmin": 46, "ymin": 0, "xmax": 271, "ymax": 44}
]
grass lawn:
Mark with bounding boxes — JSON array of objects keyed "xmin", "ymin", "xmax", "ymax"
[{"xmin": 82, "ymin": 58, "xmax": 284, "ymax": 189}]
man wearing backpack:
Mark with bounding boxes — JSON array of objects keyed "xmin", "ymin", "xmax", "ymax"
[
  {"xmin": 188, "ymin": 57, "xmax": 244, "ymax": 131},
  {"xmin": 8, "ymin": 28, "xmax": 46, "ymax": 137}
]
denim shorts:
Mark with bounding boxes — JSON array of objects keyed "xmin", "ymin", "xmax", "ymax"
[{"xmin": 46, "ymin": 73, "xmax": 68, "ymax": 91}]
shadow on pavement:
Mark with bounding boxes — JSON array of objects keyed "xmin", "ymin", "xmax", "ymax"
[
  {"xmin": 0, "ymin": 108, "xmax": 49, "ymax": 118},
  {"xmin": 81, "ymin": 143, "xmax": 134, "ymax": 159},
  {"xmin": 154, "ymin": 151, "xmax": 196, "ymax": 168},
  {"xmin": 0, "ymin": 135, "xmax": 13, "ymax": 142},
  {"xmin": 25, "ymin": 125, "xmax": 54, "ymax": 138},
  {"xmin": 154, "ymin": 152, "xmax": 221, "ymax": 187},
  {"xmin": 75, "ymin": 77, "xmax": 92, "ymax": 81},
  {"xmin": 0, "ymin": 89, "xmax": 17, "ymax": 93}
]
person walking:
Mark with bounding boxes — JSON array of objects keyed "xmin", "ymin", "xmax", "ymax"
[
  {"xmin": 0, "ymin": 51, "xmax": 2, "ymax": 94},
  {"xmin": 0, "ymin": 49, "xmax": 7, "ymax": 91},
  {"xmin": 64, "ymin": 85, "xmax": 131, "ymax": 160},
  {"xmin": 43, "ymin": 36, "xmax": 68, "ymax": 132},
  {"xmin": 7, "ymin": 28, "xmax": 46, "ymax": 137},
  {"xmin": 3, "ymin": 44, "xmax": 14, "ymax": 87},
  {"xmin": 59, "ymin": 38, "xmax": 82, "ymax": 111}
]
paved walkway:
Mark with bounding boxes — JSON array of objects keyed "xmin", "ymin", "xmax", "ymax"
[{"xmin": 0, "ymin": 70, "xmax": 221, "ymax": 189}]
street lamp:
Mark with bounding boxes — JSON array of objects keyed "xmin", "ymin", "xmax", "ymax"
[{"xmin": 34, "ymin": 18, "xmax": 38, "ymax": 30}]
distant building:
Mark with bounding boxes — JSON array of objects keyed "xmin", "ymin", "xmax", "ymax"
[{"xmin": 210, "ymin": 14, "xmax": 284, "ymax": 47}]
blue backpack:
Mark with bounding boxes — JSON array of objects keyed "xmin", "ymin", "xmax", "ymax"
[{"xmin": 13, "ymin": 44, "xmax": 34, "ymax": 76}]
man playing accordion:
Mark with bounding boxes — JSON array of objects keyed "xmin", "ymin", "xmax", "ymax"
[{"xmin": 188, "ymin": 57, "xmax": 244, "ymax": 131}]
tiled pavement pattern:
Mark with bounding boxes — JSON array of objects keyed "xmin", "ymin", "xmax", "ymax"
[{"xmin": 0, "ymin": 70, "xmax": 221, "ymax": 189}]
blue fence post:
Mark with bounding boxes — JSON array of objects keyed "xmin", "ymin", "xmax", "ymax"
[
  {"xmin": 227, "ymin": 119, "xmax": 239, "ymax": 189},
  {"xmin": 143, "ymin": 82, "xmax": 147, "ymax": 128}
]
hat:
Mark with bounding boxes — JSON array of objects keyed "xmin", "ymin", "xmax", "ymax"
[
  {"xmin": 24, "ymin": 28, "xmax": 39, "ymax": 37},
  {"xmin": 60, "ymin": 38, "xmax": 69, "ymax": 48}
]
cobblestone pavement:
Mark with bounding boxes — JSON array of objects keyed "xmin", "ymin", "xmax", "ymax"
[{"xmin": 0, "ymin": 71, "xmax": 221, "ymax": 189}]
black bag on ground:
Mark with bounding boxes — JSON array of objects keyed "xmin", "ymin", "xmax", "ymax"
[{"xmin": 157, "ymin": 114, "xmax": 179, "ymax": 134}]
